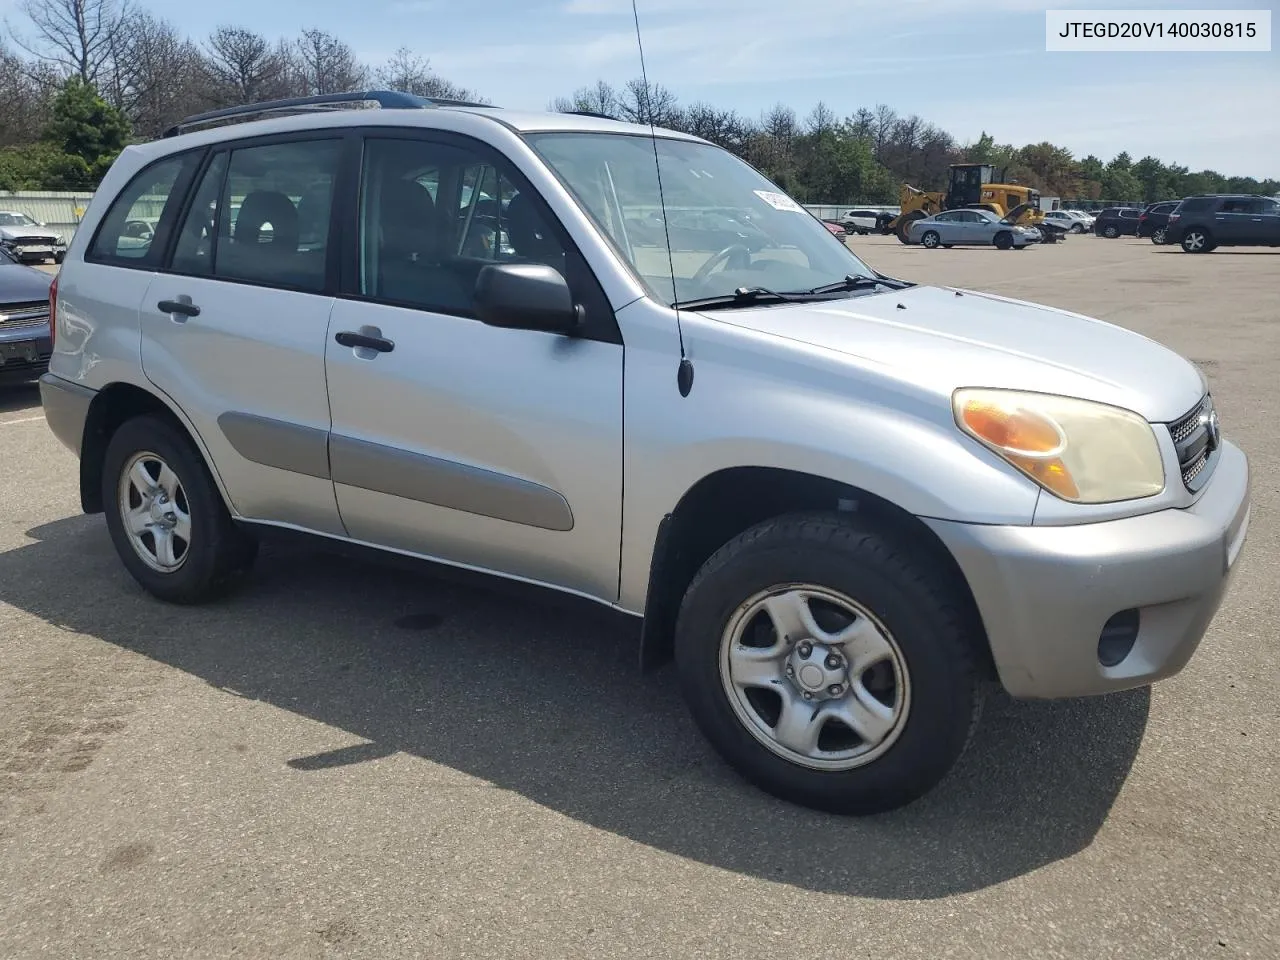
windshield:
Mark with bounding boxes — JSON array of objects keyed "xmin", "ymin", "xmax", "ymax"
[
  {"xmin": 0, "ymin": 213, "xmax": 38, "ymax": 226},
  {"xmin": 526, "ymin": 132, "xmax": 879, "ymax": 306}
]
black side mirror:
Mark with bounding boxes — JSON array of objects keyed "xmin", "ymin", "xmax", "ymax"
[{"xmin": 474, "ymin": 262, "xmax": 581, "ymax": 335}]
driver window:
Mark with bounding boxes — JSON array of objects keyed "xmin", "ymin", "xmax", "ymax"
[{"xmin": 357, "ymin": 137, "xmax": 568, "ymax": 316}]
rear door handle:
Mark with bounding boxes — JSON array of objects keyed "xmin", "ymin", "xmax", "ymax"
[
  {"xmin": 335, "ymin": 330, "xmax": 395, "ymax": 353},
  {"xmin": 157, "ymin": 297, "xmax": 200, "ymax": 319}
]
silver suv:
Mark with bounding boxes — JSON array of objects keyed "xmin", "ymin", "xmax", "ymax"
[{"xmin": 39, "ymin": 91, "xmax": 1251, "ymax": 815}]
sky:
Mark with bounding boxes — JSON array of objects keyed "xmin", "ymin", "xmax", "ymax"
[{"xmin": 8, "ymin": 0, "xmax": 1280, "ymax": 177}]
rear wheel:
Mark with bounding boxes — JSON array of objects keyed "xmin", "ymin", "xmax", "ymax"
[
  {"xmin": 102, "ymin": 415, "xmax": 258, "ymax": 604},
  {"xmin": 993, "ymin": 231, "xmax": 1013, "ymax": 250},
  {"xmin": 674, "ymin": 513, "xmax": 983, "ymax": 815},
  {"xmin": 921, "ymin": 230, "xmax": 941, "ymax": 249},
  {"xmin": 1070, "ymin": 223, "xmax": 1083, "ymax": 234},
  {"xmin": 1182, "ymin": 228, "xmax": 1212, "ymax": 253}
]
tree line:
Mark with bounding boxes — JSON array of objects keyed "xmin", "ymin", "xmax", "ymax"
[{"xmin": 3, "ymin": 0, "xmax": 1277, "ymax": 204}]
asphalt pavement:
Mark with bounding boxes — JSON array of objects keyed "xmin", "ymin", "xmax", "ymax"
[{"xmin": 2, "ymin": 235, "xmax": 1277, "ymax": 959}]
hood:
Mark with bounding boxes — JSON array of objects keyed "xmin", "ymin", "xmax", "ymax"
[
  {"xmin": 701, "ymin": 284, "xmax": 1204, "ymax": 423},
  {"xmin": 0, "ymin": 224, "xmax": 59, "ymax": 240},
  {"xmin": 0, "ymin": 262, "xmax": 55, "ymax": 303}
]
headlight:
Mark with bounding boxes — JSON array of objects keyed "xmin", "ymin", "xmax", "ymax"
[{"xmin": 953, "ymin": 388, "xmax": 1165, "ymax": 503}]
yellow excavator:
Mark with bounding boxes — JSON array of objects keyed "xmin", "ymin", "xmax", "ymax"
[{"xmin": 884, "ymin": 163, "xmax": 1064, "ymax": 244}]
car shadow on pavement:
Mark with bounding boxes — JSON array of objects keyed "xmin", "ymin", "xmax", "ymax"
[
  {"xmin": 0, "ymin": 383, "xmax": 40, "ymax": 414},
  {"xmin": 1, "ymin": 515, "xmax": 1151, "ymax": 900}
]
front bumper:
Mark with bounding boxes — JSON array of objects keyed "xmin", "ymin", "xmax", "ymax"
[
  {"xmin": 0, "ymin": 323, "xmax": 52, "ymax": 382},
  {"xmin": 925, "ymin": 441, "xmax": 1251, "ymax": 699}
]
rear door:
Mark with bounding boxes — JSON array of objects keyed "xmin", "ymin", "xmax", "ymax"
[
  {"xmin": 1212, "ymin": 198, "xmax": 1254, "ymax": 243},
  {"xmin": 1242, "ymin": 198, "xmax": 1280, "ymax": 244},
  {"xmin": 140, "ymin": 133, "xmax": 348, "ymax": 535}
]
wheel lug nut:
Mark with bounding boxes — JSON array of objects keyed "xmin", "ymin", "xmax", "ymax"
[
  {"xmin": 825, "ymin": 655, "xmax": 841, "ymax": 670},
  {"xmin": 802, "ymin": 691, "xmax": 813, "ymax": 700},
  {"xmin": 785, "ymin": 664, "xmax": 794, "ymax": 676},
  {"xmin": 797, "ymin": 642, "xmax": 813, "ymax": 658},
  {"xmin": 828, "ymin": 684, "xmax": 843, "ymax": 696}
]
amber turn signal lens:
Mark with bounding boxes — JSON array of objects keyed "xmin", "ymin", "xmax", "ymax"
[{"xmin": 960, "ymin": 399, "xmax": 1065, "ymax": 456}]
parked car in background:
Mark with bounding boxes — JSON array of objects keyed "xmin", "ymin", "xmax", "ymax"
[
  {"xmin": 1093, "ymin": 207, "xmax": 1143, "ymax": 238},
  {"xmin": 1165, "ymin": 194, "xmax": 1280, "ymax": 253},
  {"xmin": 822, "ymin": 220, "xmax": 848, "ymax": 239},
  {"xmin": 1042, "ymin": 209, "xmax": 1087, "ymax": 234},
  {"xmin": 0, "ymin": 211, "xmax": 68, "ymax": 264},
  {"xmin": 908, "ymin": 208, "xmax": 1034, "ymax": 249},
  {"xmin": 1138, "ymin": 201, "xmax": 1180, "ymax": 244},
  {"xmin": 0, "ymin": 244, "xmax": 53, "ymax": 384},
  {"xmin": 839, "ymin": 209, "xmax": 881, "ymax": 234},
  {"xmin": 1064, "ymin": 210, "xmax": 1095, "ymax": 230}
]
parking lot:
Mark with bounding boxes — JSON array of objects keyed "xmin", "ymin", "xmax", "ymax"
[{"xmin": 2, "ymin": 235, "xmax": 1277, "ymax": 959}]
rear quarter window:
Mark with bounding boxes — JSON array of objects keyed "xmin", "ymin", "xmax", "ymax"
[{"xmin": 86, "ymin": 152, "xmax": 201, "ymax": 267}]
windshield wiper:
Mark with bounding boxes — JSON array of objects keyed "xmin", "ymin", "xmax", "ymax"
[
  {"xmin": 673, "ymin": 286, "xmax": 826, "ymax": 311},
  {"xmin": 805, "ymin": 274, "xmax": 911, "ymax": 295}
]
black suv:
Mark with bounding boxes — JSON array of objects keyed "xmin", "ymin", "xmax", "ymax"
[
  {"xmin": 1138, "ymin": 201, "xmax": 1180, "ymax": 244},
  {"xmin": 1165, "ymin": 195, "xmax": 1280, "ymax": 253},
  {"xmin": 1093, "ymin": 206, "xmax": 1143, "ymax": 238}
]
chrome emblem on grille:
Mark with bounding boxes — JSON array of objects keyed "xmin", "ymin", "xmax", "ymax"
[{"xmin": 1201, "ymin": 407, "xmax": 1221, "ymax": 452}]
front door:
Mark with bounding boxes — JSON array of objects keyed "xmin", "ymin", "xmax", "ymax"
[
  {"xmin": 323, "ymin": 132, "xmax": 625, "ymax": 601},
  {"xmin": 141, "ymin": 136, "xmax": 346, "ymax": 535}
]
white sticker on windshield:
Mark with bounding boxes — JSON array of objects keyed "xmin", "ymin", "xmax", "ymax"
[{"xmin": 754, "ymin": 189, "xmax": 805, "ymax": 213}]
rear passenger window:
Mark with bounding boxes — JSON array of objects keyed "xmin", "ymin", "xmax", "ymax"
[
  {"xmin": 170, "ymin": 139, "xmax": 341, "ymax": 293},
  {"xmin": 88, "ymin": 153, "xmax": 198, "ymax": 265},
  {"xmin": 1220, "ymin": 198, "xmax": 1252, "ymax": 214}
]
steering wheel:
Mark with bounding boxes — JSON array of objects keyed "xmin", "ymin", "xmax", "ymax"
[{"xmin": 691, "ymin": 244, "xmax": 752, "ymax": 286}]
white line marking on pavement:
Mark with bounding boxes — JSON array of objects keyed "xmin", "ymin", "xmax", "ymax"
[{"xmin": 0, "ymin": 415, "xmax": 46, "ymax": 425}]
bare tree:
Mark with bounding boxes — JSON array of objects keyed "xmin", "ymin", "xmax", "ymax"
[
  {"xmin": 0, "ymin": 41, "xmax": 49, "ymax": 145},
  {"xmin": 618, "ymin": 77, "xmax": 679, "ymax": 127},
  {"xmin": 204, "ymin": 26, "xmax": 288, "ymax": 105},
  {"xmin": 806, "ymin": 101, "xmax": 837, "ymax": 138},
  {"xmin": 761, "ymin": 102, "xmax": 797, "ymax": 142},
  {"xmin": 549, "ymin": 78, "xmax": 619, "ymax": 117},
  {"xmin": 292, "ymin": 28, "xmax": 366, "ymax": 96},
  {"xmin": 681, "ymin": 101, "xmax": 751, "ymax": 155},
  {"xmin": 6, "ymin": 0, "xmax": 133, "ymax": 84},
  {"xmin": 872, "ymin": 103, "xmax": 897, "ymax": 162},
  {"xmin": 108, "ymin": 13, "xmax": 211, "ymax": 138},
  {"xmin": 375, "ymin": 47, "xmax": 486, "ymax": 102}
]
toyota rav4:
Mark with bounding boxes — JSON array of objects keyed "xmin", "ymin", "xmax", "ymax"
[{"xmin": 39, "ymin": 91, "xmax": 1251, "ymax": 815}]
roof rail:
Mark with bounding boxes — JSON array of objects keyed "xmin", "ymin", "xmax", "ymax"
[
  {"xmin": 565, "ymin": 110, "xmax": 621, "ymax": 121},
  {"xmin": 161, "ymin": 90, "xmax": 494, "ymax": 138}
]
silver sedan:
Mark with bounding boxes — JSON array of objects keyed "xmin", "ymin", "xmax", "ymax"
[{"xmin": 908, "ymin": 209, "xmax": 1034, "ymax": 250}]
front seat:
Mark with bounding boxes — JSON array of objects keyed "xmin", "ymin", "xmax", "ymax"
[
  {"xmin": 377, "ymin": 178, "xmax": 469, "ymax": 311},
  {"xmin": 228, "ymin": 190, "xmax": 301, "ymax": 284},
  {"xmin": 504, "ymin": 192, "xmax": 565, "ymax": 272}
]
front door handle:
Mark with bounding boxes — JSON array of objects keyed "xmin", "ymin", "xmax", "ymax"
[
  {"xmin": 335, "ymin": 330, "xmax": 395, "ymax": 353},
  {"xmin": 157, "ymin": 296, "xmax": 200, "ymax": 319}
]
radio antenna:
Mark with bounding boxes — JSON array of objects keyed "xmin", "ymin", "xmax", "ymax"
[{"xmin": 631, "ymin": 0, "xmax": 693, "ymax": 397}]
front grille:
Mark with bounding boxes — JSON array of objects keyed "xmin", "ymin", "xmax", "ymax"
[
  {"xmin": 1168, "ymin": 394, "xmax": 1220, "ymax": 492},
  {"xmin": 10, "ymin": 236, "xmax": 53, "ymax": 246},
  {"xmin": 0, "ymin": 301, "xmax": 50, "ymax": 330}
]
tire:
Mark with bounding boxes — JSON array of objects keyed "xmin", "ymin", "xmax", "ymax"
[
  {"xmin": 1181, "ymin": 228, "xmax": 1212, "ymax": 253},
  {"xmin": 102, "ymin": 414, "xmax": 258, "ymax": 604},
  {"xmin": 1070, "ymin": 224, "xmax": 1083, "ymax": 234},
  {"xmin": 1152, "ymin": 228, "xmax": 1166, "ymax": 245},
  {"xmin": 674, "ymin": 512, "xmax": 983, "ymax": 815},
  {"xmin": 921, "ymin": 230, "xmax": 941, "ymax": 249},
  {"xmin": 1102, "ymin": 224, "xmax": 1119, "ymax": 238},
  {"xmin": 993, "ymin": 231, "xmax": 1013, "ymax": 250},
  {"xmin": 895, "ymin": 210, "xmax": 927, "ymax": 245}
]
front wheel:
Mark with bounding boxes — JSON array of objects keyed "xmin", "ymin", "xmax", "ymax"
[
  {"xmin": 993, "ymin": 232, "xmax": 1013, "ymax": 250},
  {"xmin": 674, "ymin": 513, "xmax": 982, "ymax": 815},
  {"xmin": 1152, "ymin": 228, "xmax": 1167, "ymax": 245},
  {"xmin": 1102, "ymin": 225, "xmax": 1119, "ymax": 238},
  {"xmin": 1070, "ymin": 223, "xmax": 1083, "ymax": 234},
  {"xmin": 921, "ymin": 230, "xmax": 941, "ymax": 249},
  {"xmin": 102, "ymin": 414, "xmax": 258, "ymax": 604}
]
